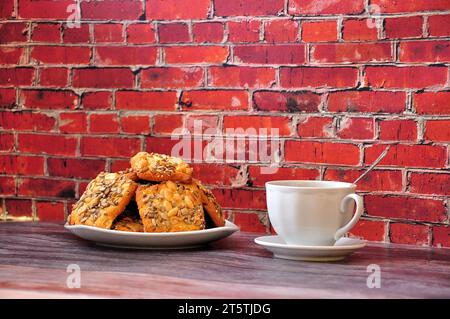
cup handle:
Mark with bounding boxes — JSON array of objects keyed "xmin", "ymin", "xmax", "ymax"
[{"xmin": 334, "ymin": 193, "xmax": 364, "ymax": 241}]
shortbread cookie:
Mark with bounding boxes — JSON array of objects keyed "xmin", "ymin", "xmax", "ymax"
[
  {"xmin": 130, "ymin": 152, "xmax": 193, "ymax": 183},
  {"xmin": 136, "ymin": 181, "xmax": 205, "ymax": 232},
  {"xmin": 193, "ymin": 179, "xmax": 225, "ymax": 227},
  {"xmin": 68, "ymin": 171, "xmax": 138, "ymax": 229}
]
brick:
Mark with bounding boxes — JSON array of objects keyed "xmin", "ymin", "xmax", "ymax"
[
  {"xmin": 81, "ymin": 136, "xmax": 141, "ymax": 157},
  {"xmin": 0, "ymin": 111, "xmax": 55, "ymax": 131},
  {"xmin": 312, "ymin": 43, "xmax": 392, "ymax": 63},
  {"xmin": 285, "ymin": 141, "xmax": 360, "ymax": 165},
  {"xmin": 121, "ymin": 115, "xmax": 150, "ymax": 134},
  {"xmin": 379, "ymin": 119, "xmax": 417, "ymax": 141},
  {"xmin": 36, "ymin": 201, "xmax": 65, "ymax": 222},
  {"xmin": 248, "ymin": 166, "xmax": 319, "ymax": 187},
  {"xmin": 365, "ymin": 66, "xmax": 447, "ymax": 89},
  {"xmin": 0, "ymin": 68, "xmax": 35, "ymax": 86},
  {"xmin": 145, "ymin": 137, "xmax": 181, "ymax": 155},
  {"xmin": 94, "ymin": 24, "xmax": 124, "ymax": 43},
  {"xmin": 19, "ymin": 0, "xmax": 75, "ymax": 19},
  {"xmin": 0, "ymin": 88, "xmax": 16, "ymax": 108},
  {"xmin": 289, "ymin": 0, "xmax": 364, "ymax": 15},
  {"xmin": 280, "ymin": 67, "xmax": 358, "ymax": 88},
  {"xmin": 385, "ymin": 16, "xmax": 423, "ymax": 39},
  {"xmin": 95, "ymin": 46, "xmax": 157, "ymax": 65},
  {"xmin": 223, "ymin": 116, "xmax": 291, "ymax": 136},
  {"xmin": 159, "ymin": 23, "xmax": 190, "ymax": 43},
  {"xmin": 153, "ymin": 114, "xmax": 183, "ymax": 134},
  {"xmin": 209, "ymin": 66, "xmax": 275, "ymax": 88},
  {"xmin": 0, "ymin": 176, "xmax": 15, "ymax": 195},
  {"xmin": 399, "ymin": 41, "xmax": 450, "ymax": 63},
  {"xmin": 228, "ymin": 20, "xmax": 260, "ymax": 42},
  {"xmin": 18, "ymin": 133, "xmax": 77, "ymax": 156},
  {"xmin": 116, "ymin": 91, "xmax": 177, "ymax": 110},
  {"xmin": 253, "ymin": 91, "xmax": 321, "ymax": 112},
  {"xmin": 343, "ymin": 19, "xmax": 378, "ymax": 41},
  {"xmin": 433, "ymin": 226, "xmax": 450, "ymax": 248},
  {"xmin": 349, "ymin": 219, "xmax": 386, "ymax": 242},
  {"xmin": 193, "ymin": 23, "xmax": 224, "ymax": 43},
  {"xmin": 213, "ymin": 188, "xmax": 266, "ymax": 210},
  {"xmin": 63, "ymin": 24, "xmax": 90, "ymax": 43},
  {"xmin": 18, "ymin": 177, "xmax": 75, "ymax": 198},
  {"xmin": 89, "ymin": 113, "xmax": 120, "ymax": 134},
  {"xmin": 191, "ymin": 163, "xmax": 239, "ymax": 186},
  {"xmin": 47, "ymin": 158, "xmax": 105, "ymax": 179},
  {"xmin": 141, "ymin": 67, "xmax": 203, "ymax": 89},
  {"xmin": 0, "ymin": 132, "xmax": 14, "ymax": 151},
  {"xmin": 147, "ymin": 0, "xmax": 210, "ymax": 19},
  {"xmin": 215, "ymin": 0, "xmax": 283, "ymax": 16},
  {"xmin": 40, "ymin": 68, "xmax": 68, "ymax": 87},
  {"xmin": 0, "ymin": 155, "xmax": 45, "ymax": 175},
  {"xmin": 414, "ymin": 92, "xmax": 450, "ymax": 115},
  {"xmin": 365, "ymin": 144, "xmax": 447, "ymax": 168},
  {"xmin": 371, "ymin": 0, "xmax": 450, "ymax": 13},
  {"xmin": 59, "ymin": 112, "xmax": 86, "ymax": 133},
  {"xmin": 0, "ymin": 0, "xmax": 14, "ymax": 19},
  {"xmin": 181, "ymin": 90, "xmax": 248, "ymax": 111},
  {"xmin": 324, "ymin": 169, "xmax": 402, "ymax": 192},
  {"xmin": 5, "ymin": 199, "xmax": 32, "ymax": 217},
  {"xmin": 429, "ymin": 14, "xmax": 450, "ymax": 37},
  {"xmin": 0, "ymin": 47, "xmax": 25, "ymax": 65},
  {"xmin": 234, "ymin": 45, "xmax": 306, "ymax": 64},
  {"xmin": 409, "ymin": 173, "xmax": 450, "ymax": 196},
  {"xmin": 82, "ymin": 92, "xmax": 113, "ymax": 110},
  {"xmin": 302, "ymin": 20, "xmax": 338, "ymax": 42},
  {"xmin": 424, "ymin": 120, "xmax": 450, "ymax": 142},
  {"xmin": 265, "ymin": 20, "xmax": 299, "ymax": 43},
  {"xmin": 126, "ymin": 24, "xmax": 156, "ymax": 44},
  {"xmin": 31, "ymin": 23, "xmax": 61, "ymax": 42},
  {"xmin": 73, "ymin": 68, "xmax": 135, "ymax": 88},
  {"xmin": 186, "ymin": 115, "xmax": 219, "ymax": 134},
  {"xmin": 365, "ymin": 195, "xmax": 446, "ymax": 223},
  {"xmin": 234, "ymin": 212, "xmax": 267, "ymax": 233},
  {"xmin": 165, "ymin": 46, "xmax": 228, "ymax": 64},
  {"xmin": 337, "ymin": 117, "xmax": 374, "ymax": 140},
  {"xmin": 298, "ymin": 116, "xmax": 334, "ymax": 138},
  {"xmin": 110, "ymin": 159, "xmax": 130, "ymax": 172},
  {"xmin": 20, "ymin": 90, "xmax": 78, "ymax": 110},
  {"xmin": 390, "ymin": 223, "xmax": 429, "ymax": 245},
  {"xmin": 31, "ymin": 46, "xmax": 90, "ymax": 64},
  {"xmin": 0, "ymin": 23, "xmax": 29, "ymax": 43},
  {"xmin": 81, "ymin": 0, "xmax": 143, "ymax": 20},
  {"xmin": 328, "ymin": 91, "xmax": 406, "ymax": 113}
]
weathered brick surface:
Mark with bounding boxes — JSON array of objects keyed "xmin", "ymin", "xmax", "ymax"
[{"xmin": 0, "ymin": 0, "xmax": 449, "ymax": 247}]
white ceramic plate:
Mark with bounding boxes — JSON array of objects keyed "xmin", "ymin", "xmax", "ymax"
[
  {"xmin": 65, "ymin": 220, "xmax": 239, "ymax": 249},
  {"xmin": 254, "ymin": 235, "xmax": 366, "ymax": 262}
]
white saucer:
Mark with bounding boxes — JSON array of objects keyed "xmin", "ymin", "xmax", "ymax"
[
  {"xmin": 65, "ymin": 220, "xmax": 239, "ymax": 249},
  {"xmin": 254, "ymin": 235, "xmax": 366, "ymax": 262}
]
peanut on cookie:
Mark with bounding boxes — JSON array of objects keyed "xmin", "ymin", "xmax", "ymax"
[
  {"xmin": 130, "ymin": 152, "xmax": 193, "ymax": 183},
  {"xmin": 68, "ymin": 171, "xmax": 138, "ymax": 229},
  {"xmin": 136, "ymin": 181, "xmax": 205, "ymax": 232}
]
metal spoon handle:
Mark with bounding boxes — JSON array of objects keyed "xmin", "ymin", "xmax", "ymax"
[{"xmin": 353, "ymin": 145, "xmax": 391, "ymax": 185}]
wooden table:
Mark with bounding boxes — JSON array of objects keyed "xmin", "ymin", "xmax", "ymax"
[{"xmin": 0, "ymin": 222, "xmax": 449, "ymax": 298}]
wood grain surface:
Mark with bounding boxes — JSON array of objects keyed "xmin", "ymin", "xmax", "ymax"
[{"xmin": 0, "ymin": 222, "xmax": 449, "ymax": 298}]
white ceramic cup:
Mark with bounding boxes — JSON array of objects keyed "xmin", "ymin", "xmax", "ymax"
[{"xmin": 265, "ymin": 180, "xmax": 364, "ymax": 246}]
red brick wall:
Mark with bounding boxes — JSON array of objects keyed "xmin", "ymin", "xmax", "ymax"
[{"xmin": 1, "ymin": 0, "xmax": 449, "ymax": 247}]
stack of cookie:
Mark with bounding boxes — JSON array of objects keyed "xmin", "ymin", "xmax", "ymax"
[{"xmin": 67, "ymin": 152, "xmax": 225, "ymax": 232}]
